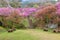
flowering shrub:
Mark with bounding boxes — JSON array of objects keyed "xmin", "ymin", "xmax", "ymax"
[
  {"xmin": 0, "ymin": 7, "xmax": 37, "ymax": 29},
  {"xmin": 0, "ymin": 8, "xmax": 21, "ymax": 29},
  {"xmin": 35, "ymin": 5, "xmax": 56, "ymax": 18},
  {"xmin": 18, "ymin": 8, "xmax": 37, "ymax": 28},
  {"xmin": 55, "ymin": 2, "xmax": 60, "ymax": 32},
  {"xmin": 34, "ymin": 5, "xmax": 57, "ymax": 28}
]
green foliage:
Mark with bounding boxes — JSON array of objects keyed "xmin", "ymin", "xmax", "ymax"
[
  {"xmin": 15, "ymin": 23, "xmax": 26, "ymax": 29},
  {"xmin": 22, "ymin": 18, "xmax": 29, "ymax": 28},
  {"xmin": 10, "ymin": 2, "xmax": 21, "ymax": 8},
  {"xmin": 33, "ymin": 4, "xmax": 39, "ymax": 8}
]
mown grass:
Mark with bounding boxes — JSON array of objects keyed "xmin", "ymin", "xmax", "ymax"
[
  {"xmin": 27, "ymin": 29, "xmax": 60, "ymax": 40},
  {"xmin": 0, "ymin": 30, "xmax": 39, "ymax": 40},
  {"xmin": 0, "ymin": 29, "xmax": 60, "ymax": 40}
]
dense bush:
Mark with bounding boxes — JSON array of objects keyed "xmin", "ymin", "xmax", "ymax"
[
  {"xmin": 34, "ymin": 5, "xmax": 57, "ymax": 28},
  {"xmin": 0, "ymin": 3, "xmax": 59, "ymax": 30},
  {"xmin": 15, "ymin": 23, "xmax": 26, "ymax": 29}
]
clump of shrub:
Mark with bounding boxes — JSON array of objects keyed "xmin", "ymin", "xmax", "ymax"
[{"xmin": 15, "ymin": 23, "xmax": 26, "ymax": 29}]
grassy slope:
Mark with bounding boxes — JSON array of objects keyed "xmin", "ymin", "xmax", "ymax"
[{"xmin": 0, "ymin": 29, "xmax": 60, "ymax": 40}]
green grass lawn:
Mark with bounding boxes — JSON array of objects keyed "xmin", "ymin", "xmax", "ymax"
[
  {"xmin": 0, "ymin": 29, "xmax": 39, "ymax": 40},
  {"xmin": 0, "ymin": 29, "xmax": 60, "ymax": 40}
]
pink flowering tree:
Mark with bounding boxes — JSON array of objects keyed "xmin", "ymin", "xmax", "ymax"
[
  {"xmin": 0, "ymin": 7, "xmax": 22, "ymax": 29},
  {"xmin": 34, "ymin": 5, "xmax": 56, "ymax": 29},
  {"xmin": 53, "ymin": 2, "xmax": 60, "ymax": 32},
  {"xmin": 0, "ymin": 7, "xmax": 37, "ymax": 29},
  {"xmin": 6, "ymin": 8, "xmax": 20, "ymax": 29},
  {"xmin": 0, "ymin": 7, "xmax": 12, "ymax": 28},
  {"xmin": 18, "ymin": 8, "xmax": 37, "ymax": 28}
]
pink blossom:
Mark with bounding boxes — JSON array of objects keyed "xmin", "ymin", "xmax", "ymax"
[
  {"xmin": 18, "ymin": 8, "xmax": 37, "ymax": 17},
  {"xmin": 56, "ymin": 2, "xmax": 60, "ymax": 15},
  {"xmin": 0, "ymin": 7, "xmax": 37, "ymax": 17},
  {"xmin": 0, "ymin": 7, "xmax": 12, "ymax": 16}
]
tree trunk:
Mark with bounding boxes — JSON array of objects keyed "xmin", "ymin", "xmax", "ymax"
[{"xmin": 27, "ymin": 16, "xmax": 33, "ymax": 29}]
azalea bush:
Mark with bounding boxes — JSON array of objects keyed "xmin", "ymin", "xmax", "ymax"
[
  {"xmin": 0, "ymin": 8, "xmax": 23, "ymax": 30},
  {"xmin": 0, "ymin": 3, "xmax": 58, "ymax": 30},
  {"xmin": 52, "ymin": 2, "xmax": 60, "ymax": 32},
  {"xmin": 18, "ymin": 8, "xmax": 37, "ymax": 28},
  {"xmin": 0, "ymin": 7, "xmax": 37, "ymax": 29},
  {"xmin": 34, "ymin": 5, "xmax": 57, "ymax": 28}
]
